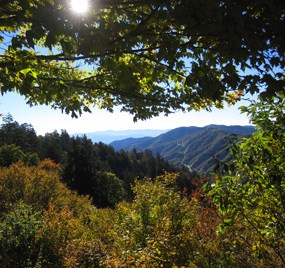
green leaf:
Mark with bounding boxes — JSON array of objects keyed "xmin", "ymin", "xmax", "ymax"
[{"xmin": 20, "ymin": 68, "xmax": 32, "ymax": 76}]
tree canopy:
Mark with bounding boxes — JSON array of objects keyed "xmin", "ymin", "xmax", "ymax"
[{"xmin": 0, "ymin": 0, "xmax": 284, "ymax": 119}]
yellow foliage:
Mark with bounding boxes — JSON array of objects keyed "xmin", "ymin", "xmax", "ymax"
[
  {"xmin": 38, "ymin": 158, "xmax": 60, "ymax": 172},
  {"xmin": 0, "ymin": 162, "xmax": 60, "ymax": 212},
  {"xmin": 0, "ymin": 162, "xmax": 110, "ymax": 266}
]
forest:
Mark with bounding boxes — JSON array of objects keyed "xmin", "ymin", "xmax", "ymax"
[
  {"xmin": 0, "ymin": 0, "xmax": 284, "ymax": 267},
  {"xmin": 0, "ymin": 99, "xmax": 284, "ymax": 267},
  {"xmin": 0, "ymin": 115, "xmax": 196, "ymax": 208}
]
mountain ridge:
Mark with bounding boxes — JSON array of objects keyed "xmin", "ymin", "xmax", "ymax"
[
  {"xmin": 110, "ymin": 125, "xmax": 255, "ymax": 175},
  {"xmin": 73, "ymin": 129, "xmax": 168, "ymax": 144}
]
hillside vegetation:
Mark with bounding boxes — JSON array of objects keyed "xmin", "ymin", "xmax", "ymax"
[
  {"xmin": 0, "ymin": 115, "xmax": 193, "ymax": 208},
  {"xmin": 0, "ymin": 162, "xmax": 277, "ymax": 268},
  {"xmin": 111, "ymin": 125, "xmax": 255, "ymax": 174},
  {"xmin": 0, "ymin": 97, "xmax": 284, "ymax": 267}
]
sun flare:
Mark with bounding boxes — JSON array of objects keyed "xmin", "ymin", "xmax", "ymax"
[{"xmin": 71, "ymin": 0, "xmax": 89, "ymax": 13}]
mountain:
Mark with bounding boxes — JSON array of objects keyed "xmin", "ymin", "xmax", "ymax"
[
  {"xmin": 73, "ymin": 129, "xmax": 168, "ymax": 144},
  {"xmin": 110, "ymin": 125, "xmax": 255, "ymax": 175}
]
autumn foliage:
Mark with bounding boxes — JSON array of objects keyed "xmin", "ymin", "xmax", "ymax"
[{"xmin": 0, "ymin": 160, "xmax": 284, "ymax": 267}]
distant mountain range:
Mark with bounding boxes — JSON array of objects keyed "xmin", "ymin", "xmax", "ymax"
[
  {"xmin": 74, "ymin": 129, "xmax": 168, "ymax": 144},
  {"xmin": 110, "ymin": 125, "xmax": 255, "ymax": 175}
]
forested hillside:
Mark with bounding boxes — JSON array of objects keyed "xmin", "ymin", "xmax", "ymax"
[
  {"xmin": 1, "ymin": 103, "xmax": 284, "ymax": 267},
  {"xmin": 111, "ymin": 125, "xmax": 255, "ymax": 174},
  {"xmin": 0, "ymin": 115, "xmax": 194, "ymax": 208}
]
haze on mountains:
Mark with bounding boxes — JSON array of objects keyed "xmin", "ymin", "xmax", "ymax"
[
  {"xmin": 74, "ymin": 129, "xmax": 168, "ymax": 144},
  {"xmin": 110, "ymin": 125, "xmax": 255, "ymax": 175}
]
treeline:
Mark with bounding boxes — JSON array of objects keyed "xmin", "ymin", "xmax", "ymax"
[{"xmin": 0, "ymin": 115, "xmax": 194, "ymax": 207}]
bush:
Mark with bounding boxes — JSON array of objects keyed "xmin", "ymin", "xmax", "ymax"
[
  {"xmin": 0, "ymin": 202, "xmax": 42, "ymax": 267},
  {"xmin": 210, "ymin": 96, "xmax": 285, "ymax": 266},
  {"xmin": 0, "ymin": 162, "xmax": 60, "ymax": 213},
  {"xmin": 107, "ymin": 173, "xmax": 197, "ymax": 267},
  {"xmin": 0, "ymin": 161, "xmax": 103, "ymax": 267},
  {"xmin": 0, "ymin": 144, "xmax": 39, "ymax": 167}
]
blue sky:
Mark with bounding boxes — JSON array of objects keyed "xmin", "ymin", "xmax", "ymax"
[
  {"xmin": 0, "ymin": 1, "xmax": 256, "ymax": 136},
  {"xmin": 0, "ymin": 92, "xmax": 251, "ymax": 135}
]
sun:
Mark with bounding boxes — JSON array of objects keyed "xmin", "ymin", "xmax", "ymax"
[{"xmin": 71, "ymin": 0, "xmax": 89, "ymax": 13}]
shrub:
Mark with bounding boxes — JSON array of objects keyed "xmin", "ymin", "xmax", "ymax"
[{"xmin": 0, "ymin": 202, "xmax": 42, "ymax": 267}]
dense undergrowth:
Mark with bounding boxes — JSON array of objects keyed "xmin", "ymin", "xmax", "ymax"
[{"xmin": 0, "ymin": 161, "xmax": 284, "ymax": 267}]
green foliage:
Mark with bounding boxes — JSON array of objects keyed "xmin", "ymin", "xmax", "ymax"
[
  {"xmin": 0, "ymin": 115, "xmax": 38, "ymax": 152},
  {"xmin": 210, "ymin": 95, "xmax": 285, "ymax": 266},
  {"xmin": 0, "ymin": 116, "xmax": 190, "ymax": 208},
  {"xmin": 0, "ymin": 144, "xmax": 40, "ymax": 167},
  {"xmin": 107, "ymin": 173, "xmax": 194, "ymax": 267},
  {"xmin": 61, "ymin": 134, "xmax": 184, "ymax": 207},
  {"xmin": 62, "ymin": 136, "xmax": 122, "ymax": 207},
  {"xmin": 37, "ymin": 130, "xmax": 71, "ymax": 163},
  {"xmin": 94, "ymin": 171, "xmax": 126, "ymax": 208},
  {"xmin": 0, "ymin": 202, "xmax": 42, "ymax": 268},
  {"xmin": 107, "ymin": 173, "xmax": 230, "ymax": 267},
  {"xmin": 1, "ymin": 1, "xmax": 284, "ymax": 119},
  {"xmin": 0, "ymin": 144, "xmax": 24, "ymax": 166}
]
